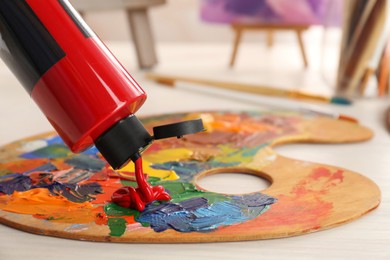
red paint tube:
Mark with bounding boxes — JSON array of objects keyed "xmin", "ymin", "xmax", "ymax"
[
  {"xmin": 0, "ymin": 0, "xmax": 151, "ymax": 169},
  {"xmin": 0, "ymin": 0, "xmax": 204, "ymax": 172},
  {"xmin": 0, "ymin": 0, "xmax": 205, "ymax": 211}
]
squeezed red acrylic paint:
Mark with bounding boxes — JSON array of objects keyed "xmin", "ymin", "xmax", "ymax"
[{"xmin": 111, "ymin": 157, "xmax": 171, "ymax": 211}]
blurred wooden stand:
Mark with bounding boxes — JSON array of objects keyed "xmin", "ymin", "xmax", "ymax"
[
  {"xmin": 72, "ymin": 0, "xmax": 166, "ymax": 69},
  {"xmin": 229, "ymin": 23, "xmax": 309, "ymax": 68}
]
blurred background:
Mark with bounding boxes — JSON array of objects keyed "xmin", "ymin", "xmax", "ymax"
[
  {"xmin": 72, "ymin": 0, "xmax": 345, "ymax": 96},
  {"xmin": 0, "ymin": 0, "xmax": 389, "ymax": 145},
  {"xmin": 70, "ymin": 0, "xmax": 389, "ymax": 98}
]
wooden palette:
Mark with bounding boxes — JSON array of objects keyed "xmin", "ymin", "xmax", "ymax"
[{"xmin": 0, "ymin": 111, "xmax": 381, "ymax": 243}]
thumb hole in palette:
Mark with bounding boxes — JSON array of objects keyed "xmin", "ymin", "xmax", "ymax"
[{"xmin": 196, "ymin": 169, "xmax": 271, "ymax": 195}]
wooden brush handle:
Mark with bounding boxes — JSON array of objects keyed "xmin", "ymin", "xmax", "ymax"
[{"xmin": 146, "ymin": 73, "xmax": 329, "ymax": 103}]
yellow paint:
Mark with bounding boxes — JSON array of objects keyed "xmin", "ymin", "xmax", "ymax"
[
  {"xmin": 118, "ymin": 148, "xmax": 193, "ymax": 181},
  {"xmin": 144, "ymin": 148, "xmax": 193, "ymax": 163},
  {"xmin": 212, "ymin": 145, "xmax": 255, "ymax": 164},
  {"xmin": 246, "ymin": 147, "xmax": 278, "ymax": 170}
]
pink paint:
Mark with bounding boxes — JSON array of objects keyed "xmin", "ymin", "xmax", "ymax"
[
  {"xmin": 311, "ymin": 167, "xmax": 344, "ymax": 183},
  {"xmin": 311, "ymin": 167, "xmax": 332, "ymax": 180},
  {"xmin": 111, "ymin": 157, "xmax": 171, "ymax": 211},
  {"xmin": 292, "ymin": 167, "xmax": 345, "ymax": 196}
]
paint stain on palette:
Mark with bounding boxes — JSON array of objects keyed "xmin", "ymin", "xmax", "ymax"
[{"xmin": 0, "ymin": 111, "xmax": 381, "ymax": 243}]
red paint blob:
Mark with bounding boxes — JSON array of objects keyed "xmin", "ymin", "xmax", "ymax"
[{"xmin": 111, "ymin": 157, "xmax": 171, "ymax": 211}]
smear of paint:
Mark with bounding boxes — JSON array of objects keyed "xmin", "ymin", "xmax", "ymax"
[
  {"xmin": 151, "ymin": 161, "xmax": 210, "ymax": 182},
  {"xmin": 64, "ymin": 224, "xmax": 89, "ymax": 232},
  {"xmin": 0, "ymin": 169, "xmax": 12, "ymax": 177},
  {"xmin": 119, "ymin": 156, "xmax": 179, "ymax": 181},
  {"xmin": 0, "ymin": 171, "xmax": 103, "ymax": 202},
  {"xmin": 90, "ymin": 178, "xmax": 123, "ymax": 205},
  {"xmin": 52, "ymin": 168, "xmax": 94, "ymax": 183},
  {"xmin": 136, "ymin": 193, "xmax": 276, "ymax": 233},
  {"xmin": 2, "ymin": 111, "xmax": 300, "ymax": 236},
  {"xmin": 144, "ymin": 148, "xmax": 194, "ymax": 163},
  {"xmin": 23, "ymin": 162, "xmax": 57, "ymax": 174},
  {"xmin": 108, "ymin": 218, "xmax": 127, "ymax": 236},
  {"xmin": 292, "ymin": 167, "xmax": 344, "ymax": 196},
  {"xmin": 45, "ymin": 135, "xmax": 64, "ymax": 145},
  {"xmin": 0, "ymin": 174, "xmax": 31, "ymax": 194},
  {"xmin": 211, "ymin": 144, "xmax": 265, "ymax": 165},
  {"xmin": 65, "ymin": 155, "xmax": 106, "ymax": 172},
  {"xmin": 0, "ymin": 159, "xmax": 50, "ymax": 174},
  {"xmin": 27, "ymin": 172, "xmax": 53, "ymax": 186},
  {"xmin": 217, "ymin": 166, "xmax": 342, "ymax": 234},
  {"xmin": 20, "ymin": 144, "xmax": 71, "ymax": 159},
  {"xmin": 151, "ymin": 180, "xmax": 226, "ymax": 204},
  {"xmin": 47, "ymin": 182, "xmax": 102, "ymax": 203},
  {"xmin": 0, "ymin": 188, "xmax": 93, "ymax": 216}
]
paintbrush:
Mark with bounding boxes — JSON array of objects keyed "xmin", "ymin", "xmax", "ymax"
[
  {"xmin": 295, "ymin": 105, "xmax": 358, "ymax": 123},
  {"xmin": 145, "ymin": 73, "xmax": 352, "ymax": 105}
]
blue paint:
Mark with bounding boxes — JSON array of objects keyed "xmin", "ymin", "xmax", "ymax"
[
  {"xmin": 81, "ymin": 146, "xmax": 100, "ymax": 157},
  {"xmin": 0, "ymin": 174, "xmax": 31, "ymax": 194},
  {"xmin": 151, "ymin": 161, "xmax": 210, "ymax": 181},
  {"xmin": 232, "ymin": 193, "xmax": 277, "ymax": 207},
  {"xmin": 47, "ymin": 182, "xmax": 102, "ymax": 203},
  {"xmin": 23, "ymin": 162, "xmax": 57, "ymax": 174},
  {"xmin": 0, "ymin": 173, "xmax": 20, "ymax": 180},
  {"xmin": 45, "ymin": 136, "xmax": 64, "ymax": 145},
  {"xmin": 136, "ymin": 193, "xmax": 276, "ymax": 233},
  {"xmin": 0, "ymin": 171, "xmax": 102, "ymax": 202},
  {"xmin": 178, "ymin": 197, "xmax": 208, "ymax": 211},
  {"xmin": 64, "ymin": 224, "xmax": 89, "ymax": 232},
  {"xmin": 191, "ymin": 201, "xmax": 247, "ymax": 231},
  {"xmin": 65, "ymin": 154, "xmax": 106, "ymax": 172},
  {"xmin": 44, "ymin": 136, "xmax": 99, "ymax": 156}
]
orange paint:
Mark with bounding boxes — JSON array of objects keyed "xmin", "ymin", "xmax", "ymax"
[
  {"xmin": 218, "ymin": 167, "xmax": 345, "ymax": 235},
  {"xmin": 292, "ymin": 167, "xmax": 344, "ymax": 196},
  {"xmin": 93, "ymin": 206, "xmax": 108, "ymax": 225},
  {"xmin": 119, "ymin": 215, "xmax": 136, "ymax": 224},
  {"xmin": 0, "ymin": 159, "xmax": 50, "ymax": 173},
  {"xmin": 220, "ymin": 194, "xmax": 333, "ymax": 234},
  {"xmin": 1, "ymin": 189, "xmax": 94, "ymax": 222},
  {"xmin": 91, "ymin": 178, "xmax": 122, "ymax": 205}
]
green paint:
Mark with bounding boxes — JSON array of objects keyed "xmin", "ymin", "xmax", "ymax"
[
  {"xmin": 117, "ymin": 177, "xmax": 230, "ymax": 214},
  {"xmin": 153, "ymin": 181, "xmax": 227, "ymax": 204},
  {"xmin": 0, "ymin": 169, "xmax": 12, "ymax": 177},
  {"xmin": 28, "ymin": 144, "xmax": 70, "ymax": 158},
  {"xmin": 104, "ymin": 203, "xmax": 140, "ymax": 218},
  {"xmin": 108, "ymin": 218, "xmax": 127, "ymax": 236},
  {"xmin": 147, "ymin": 176, "xmax": 161, "ymax": 183},
  {"xmin": 120, "ymin": 180, "xmax": 138, "ymax": 188},
  {"xmin": 242, "ymin": 145, "xmax": 267, "ymax": 157},
  {"xmin": 120, "ymin": 176, "xmax": 161, "ymax": 187}
]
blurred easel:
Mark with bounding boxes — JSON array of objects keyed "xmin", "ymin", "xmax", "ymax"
[
  {"xmin": 229, "ymin": 23, "xmax": 310, "ymax": 68},
  {"xmin": 72, "ymin": 0, "xmax": 166, "ymax": 69}
]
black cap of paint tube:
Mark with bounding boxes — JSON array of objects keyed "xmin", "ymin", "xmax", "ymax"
[
  {"xmin": 95, "ymin": 115, "xmax": 152, "ymax": 169},
  {"xmin": 95, "ymin": 115, "xmax": 205, "ymax": 170}
]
